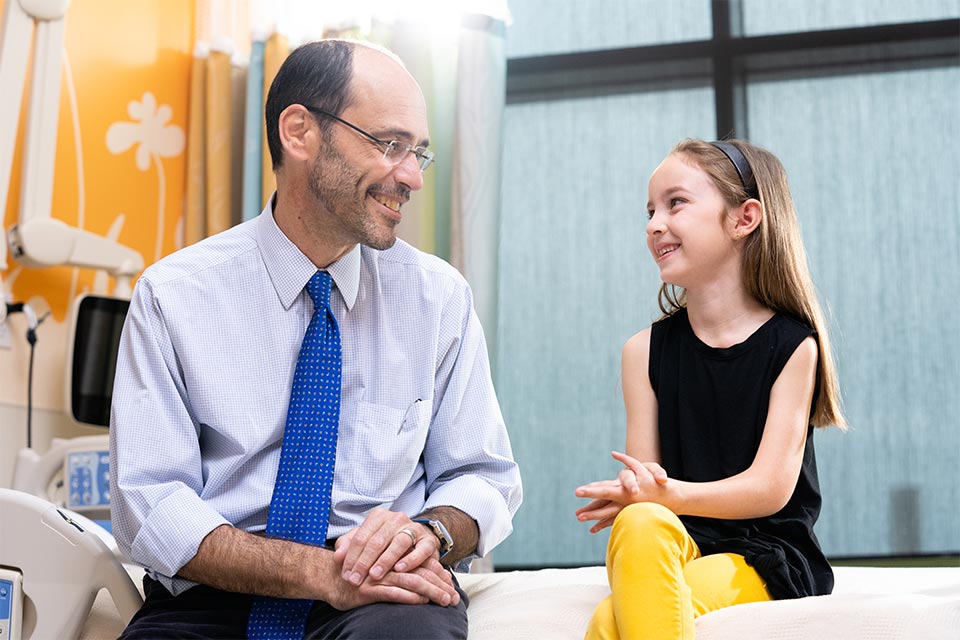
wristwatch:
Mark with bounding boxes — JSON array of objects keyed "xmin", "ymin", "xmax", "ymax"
[{"xmin": 412, "ymin": 517, "xmax": 454, "ymax": 559}]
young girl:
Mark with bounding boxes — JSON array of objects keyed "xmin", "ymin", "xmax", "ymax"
[{"xmin": 574, "ymin": 138, "xmax": 846, "ymax": 640}]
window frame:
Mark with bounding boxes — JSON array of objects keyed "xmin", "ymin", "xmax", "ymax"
[{"xmin": 506, "ymin": 3, "xmax": 959, "ymax": 140}]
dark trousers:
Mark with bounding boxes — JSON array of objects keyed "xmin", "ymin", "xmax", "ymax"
[{"xmin": 119, "ymin": 575, "xmax": 469, "ymax": 640}]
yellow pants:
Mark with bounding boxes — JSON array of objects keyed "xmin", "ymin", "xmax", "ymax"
[{"xmin": 586, "ymin": 502, "xmax": 772, "ymax": 640}]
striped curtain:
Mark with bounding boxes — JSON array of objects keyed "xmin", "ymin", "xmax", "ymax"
[
  {"xmin": 182, "ymin": 30, "xmax": 288, "ymax": 242},
  {"xmin": 183, "ymin": 3, "xmax": 511, "ymax": 310}
]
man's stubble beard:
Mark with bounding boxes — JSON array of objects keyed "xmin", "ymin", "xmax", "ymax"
[{"xmin": 308, "ymin": 144, "xmax": 398, "ymax": 251}]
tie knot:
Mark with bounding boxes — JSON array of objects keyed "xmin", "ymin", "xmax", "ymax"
[{"xmin": 306, "ymin": 271, "xmax": 333, "ymax": 310}]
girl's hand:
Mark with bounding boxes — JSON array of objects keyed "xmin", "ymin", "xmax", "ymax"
[
  {"xmin": 575, "ymin": 498, "xmax": 621, "ymax": 534},
  {"xmin": 574, "ymin": 452, "xmax": 670, "ymax": 533},
  {"xmin": 612, "ymin": 451, "xmax": 668, "ymax": 490},
  {"xmin": 574, "ymin": 479, "xmax": 623, "ymax": 533}
]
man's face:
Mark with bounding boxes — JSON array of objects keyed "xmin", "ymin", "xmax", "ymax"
[
  {"xmin": 308, "ymin": 50, "xmax": 430, "ymax": 251},
  {"xmin": 307, "ymin": 133, "xmax": 404, "ymax": 251}
]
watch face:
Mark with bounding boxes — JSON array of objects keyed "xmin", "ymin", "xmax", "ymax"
[
  {"xmin": 415, "ymin": 518, "xmax": 453, "ymax": 556},
  {"xmin": 434, "ymin": 522, "xmax": 453, "ymax": 551}
]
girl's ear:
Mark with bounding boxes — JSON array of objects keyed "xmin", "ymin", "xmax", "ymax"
[
  {"xmin": 731, "ymin": 198, "xmax": 763, "ymax": 239},
  {"xmin": 277, "ymin": 104, "xmax": 317, "ymax": 164}
]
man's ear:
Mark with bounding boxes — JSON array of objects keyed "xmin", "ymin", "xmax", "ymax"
[
  {"xmin": 731, "ymin": 198, "xmax": 763, "ymax": 239},
  {"xmin": 278, "ymin": 104, "xmax": 316, "ymax": 164}
]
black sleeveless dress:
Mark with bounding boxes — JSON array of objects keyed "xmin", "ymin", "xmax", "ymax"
[{"xmin": 648, "ymin": 308, "xmax": 833, "ymax": 599}]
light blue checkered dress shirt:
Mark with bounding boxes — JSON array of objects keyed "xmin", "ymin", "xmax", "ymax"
[{"xmin": 109, "ymin": 199, "xmax": 522, "ymax": 596}]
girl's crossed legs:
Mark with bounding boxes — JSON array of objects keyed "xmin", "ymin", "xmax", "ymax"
[{"xmin": 586, "ymin": 502, "xmax": 771, "ymax": 640}]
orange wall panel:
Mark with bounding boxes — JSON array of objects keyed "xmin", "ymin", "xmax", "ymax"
[
  {"xmin": 1, "ymin": 0, "xmax": 194, "ymax": 416},
  {"xmin": 1, "ymin": 0, "xmax": 194, "ymax": 323}
]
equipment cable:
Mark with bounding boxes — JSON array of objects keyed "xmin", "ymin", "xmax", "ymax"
[{"xmin": 5, "ymin": 302, "xmax": 49, "ymax": 448}]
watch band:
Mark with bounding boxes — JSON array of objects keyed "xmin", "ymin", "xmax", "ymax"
[{"xmin": 412, "ymin": 517, "xmax": 453, "ymax": 559}]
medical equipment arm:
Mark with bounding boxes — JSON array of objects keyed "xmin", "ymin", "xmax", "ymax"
[
  {"xmin": 7, "ymin": 218, "xmax": 142, "ymax": 296},
  {"xmin": 0, "ymin": 0, "xmax": 143, "ymax": 296}
]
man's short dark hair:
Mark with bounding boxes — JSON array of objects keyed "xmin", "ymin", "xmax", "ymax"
[{"xmin": 265, "ymin": 39, "xmax": 355, "ymax": 170}]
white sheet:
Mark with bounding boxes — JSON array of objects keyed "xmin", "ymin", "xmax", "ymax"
[
  {"xmin": 82, "ymin": 564, "xmax": 960, "ymax": 639},
  {"xmin": 459, "ymin": 565, "xmax": 960, "ymax": 640}
]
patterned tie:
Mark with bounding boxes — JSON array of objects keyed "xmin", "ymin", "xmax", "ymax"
[{"xmin": 247, "ymin": 271, "xmax": 342, "ymax": 639}]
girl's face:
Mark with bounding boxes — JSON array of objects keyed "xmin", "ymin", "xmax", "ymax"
[{"xmin": 646, "ymin": 153, "xmax": 740, "ymax": 289}]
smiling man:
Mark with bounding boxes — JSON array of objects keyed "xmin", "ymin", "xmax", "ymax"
[{"xmin": 110, "ymin": 40, "xmax": 522, "ymax": 640}]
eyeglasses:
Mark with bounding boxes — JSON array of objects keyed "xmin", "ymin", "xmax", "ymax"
[{"xmin": 305, "ymin": 106, "xmax": 435, "ymax": 172}]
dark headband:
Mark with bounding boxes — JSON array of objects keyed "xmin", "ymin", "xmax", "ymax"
[{"xmin": 710, "ymin": 141, "xmax": 759, "ymax": 200}]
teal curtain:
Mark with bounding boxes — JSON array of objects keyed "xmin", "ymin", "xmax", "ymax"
[
  {"xmin": 450, "ymin": 13, "xmax": 507, "ymax": 371},
  {"xmin": 241, "ymin": 37, "xmax": 264, "ymax": 221},
  {"xmin": 746, "ymin": 63, "xmax": 960, "ymax": 556}
]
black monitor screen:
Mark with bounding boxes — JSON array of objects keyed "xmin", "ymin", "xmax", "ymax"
[{"xmin": 71, "ymin": 296, "xmax": 130, "ymax": 427}]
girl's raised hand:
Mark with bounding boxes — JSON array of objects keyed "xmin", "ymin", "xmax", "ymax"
[
  {"xmin": 611, "ymin": 451, "xmax": 668, "ymax": 488},
  {"xmin": 574, "ymin": 452, "xmax": 670, "ymax": 533}
]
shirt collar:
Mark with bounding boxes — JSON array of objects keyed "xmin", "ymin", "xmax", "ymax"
[
  {"xmin": 256, "ymin": 194, "xmax": 361, "ymax": 311},
  {"xmin": 325, "ymin": 243, "xmax": 360, "ymax": 310}
]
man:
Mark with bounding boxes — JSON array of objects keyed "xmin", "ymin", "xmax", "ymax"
[{"xmin": 110, "ymin": 39, "xmax": 521, "ymax": 639}]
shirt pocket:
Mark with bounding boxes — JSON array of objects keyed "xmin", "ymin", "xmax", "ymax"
[{"xmin": 346, "ymin": 399, "xmax": 430, "ymax": 501}]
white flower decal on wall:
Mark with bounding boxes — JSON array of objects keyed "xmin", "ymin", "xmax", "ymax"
[
  {"xmin": 107, "ymin": 92, "xmax": 185, "ymax": 169},
  {"xmin": 106, "ymin": 92, "xmax": 185, "ymax": 262}
]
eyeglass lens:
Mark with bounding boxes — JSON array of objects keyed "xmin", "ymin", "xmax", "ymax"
[{"xmin": 384, "ymin": 142, "xmax": 433, "ymax": 171}]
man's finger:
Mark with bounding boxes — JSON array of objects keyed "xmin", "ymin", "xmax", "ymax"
[
  {"xmin": 380, "ymin": 567, "xmax": 458, "ymax": 607},
  {"xmin": 371, "ymin": 527, "xmax": 423, "ymax": 578},
  {"xmin": 394, "ymin": 530, "xmax": 439, "ymax": 573},
  {"xmin": 342, "ymin": 509, "xmax": 402, "ymax": 584}
]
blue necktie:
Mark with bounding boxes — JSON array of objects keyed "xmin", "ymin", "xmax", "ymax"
[{"xmin": 247, "ymin": 271, "xmax": 342, "ymax": 639}]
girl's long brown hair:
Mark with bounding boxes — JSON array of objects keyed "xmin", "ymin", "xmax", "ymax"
[{"xmin": 658, "ymin": 138, "xmax": 846, "ymax": 429}]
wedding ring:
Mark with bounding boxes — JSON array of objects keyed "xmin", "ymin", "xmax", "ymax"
[{"xmin": 397, "ymin": 528, "xmax": 418, "ymax": 546}]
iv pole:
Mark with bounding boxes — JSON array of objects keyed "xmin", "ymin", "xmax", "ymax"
[{"xmin": 0, "ymin": 0, "xmax": 143, "ymax": 299}]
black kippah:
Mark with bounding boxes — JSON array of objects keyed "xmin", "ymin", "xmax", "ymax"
[{"xmin": 710, "ymin": 141, "xmax": 759, "ymax": 200}]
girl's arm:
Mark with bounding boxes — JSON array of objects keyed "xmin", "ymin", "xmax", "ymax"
[
  {"xmin": 581, "ymin": 335, "xmax": 818, "ymax": 521},
  {"xmin": 621, "ymin": 328, "xmax": 661, "ymax": 464},
  {"xmin": 575, "ymin": 329, "xmax": 666, "ymax": 532}
]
